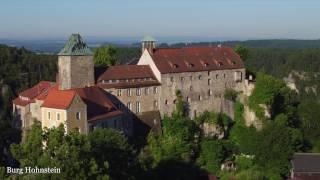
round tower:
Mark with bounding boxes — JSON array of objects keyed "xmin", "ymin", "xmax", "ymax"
[{"xmin": 141, "ymin": 35, "xmax": 156, "ymax": 55}]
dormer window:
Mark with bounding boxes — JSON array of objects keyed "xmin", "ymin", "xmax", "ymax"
[
  {"xmin": 185, "ymin": 61, "xmax": 194, "ymax": 68},
  {"xmin": 214, "ymin": 60, "xmax": 223, "ymax": 67},
  {"xmin": 200, "ymin": 60, "xmax": 209, "ymax": 67},
  {"xmin": 169, "ymin": 61, "xmax": 179, "ymax": 68}
]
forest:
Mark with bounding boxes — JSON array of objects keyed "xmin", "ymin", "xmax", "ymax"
[{"xmin": 0, "ymin": 43, "xmax": 319, "ymax": 179}]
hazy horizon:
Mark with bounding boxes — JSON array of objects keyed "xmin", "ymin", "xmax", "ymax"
[{"xmin": 1, "ymin": 0, "xmax": 320, "ymax": 41}]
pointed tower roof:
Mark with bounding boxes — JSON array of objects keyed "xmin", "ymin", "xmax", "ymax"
[
  {"xmin": 141, "ymin": 35, "xmax": 156, "ymax": 42},
  {"xmin": 58, "ymin": 34, "xmax": 93, "ymax": 56}
]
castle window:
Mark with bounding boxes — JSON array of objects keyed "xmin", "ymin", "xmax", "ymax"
[
  {"xmin": 208, "ymin": 79, "xmax": 211, "ymax": 85},
  {"xmin": 165, "ymin": 100, "xmax": 168, "ymax": 105},
  {"xmin": 76, "ymin": 112, "xmax": 81, "ymax": 120},
  {"xmin": 208, "ymin": 90, "xmax": 213, "ymax": 96},
  {"xmin": 198, "ymin": 75, "xmax": 202, "ymax": 80},
  {"xmin": 136, "ymin": 102, "xmax": 141, "ymax": 113},
  {"xmin": 170, "ymin": 77, "xmax": 174, "ymax": 82},
  {"xmin": 199, "ymin": 95, "xmax": 202, "ymax": 101},
  {"xmin": 145, "ymin": 87, "xmax": 149, "ymax": 95},
  {"xmin": 180, "ymin": 77, "xmax": 184, "ymax": 82},
  {"xmin": 216, "ymin": 74, "xmax": 219, "ymax": 79},
  {"xmin": 127, "ymin": 89, "xmax": 132, "ymax": 96},
  {"xmin": 48, "ymin": 111, "xmax": 51, "ymax": 120},
  {"xmin": 187, "ymin": 97, "xmax": 191, "ymax": 102},
  {"xmin": 57, "ymin": 113, "xmax": 60, "ymax": 120},
  {"xmin": 127, "ymin": 102, "xmax": 132, "ymax": 111},
  {"xmin": 173, "ymin": 99, "xmax": 177, "ymax": 104},
  {"xmin": 154, "ymin": 87, "xmax": 158, "ymax": 94},
  {"xmin": 208, "ymin": 71, "xmax": 211, "ymax": 76},
  {"xmin": 137, "ymin": 88, "xmax": 141, "ymax": 96},
  {"xmin": 117, "ymin": 89, "xmax": 122, "ymax": 96},
  {"xmin": 224, "ymin": 74, "xmax": 226, "ymax": 78},
  {"xmin": 154, "ymin": 100, "xmax": 158, "ymax": 109}
]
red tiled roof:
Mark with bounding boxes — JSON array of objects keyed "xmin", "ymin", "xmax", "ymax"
[
  {"xmin": 13, "ymin": 81, "xmax": 54, "ymax": 106},
  {"xmin": 97, "ymin": 65, "xmax": 156, "ymax": 81},
  {"xmin": 150, "ymin": 46, "xmax": 245, "ymax": 74},
  {"xmin": 19, "ymin": 81, "xmax": 53, "ymax": 99},
  {"xmin": 41, "ymin": 85, "xmax": 122, "ymax": 121},
  {"xmin": 74, "ymin": 86, "xmax": 119, "ymax": 121},
  {"xmin": 97, "ymin": 81, "xmax": 160, "ymax": 89},
  {"xmin": 41, "ymin": 86, "xmax": 76, "ymax": 109},
  {"xmin": 13, "ymin": 97, "xmax": 33, "ymax": 106},
  {"xmin": 88, "ymin": 110, "xmax": 123, "ymax": 123}
]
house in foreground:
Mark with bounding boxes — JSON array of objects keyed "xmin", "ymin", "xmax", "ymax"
[
  {"xmin": 290, "ymin": 153, "xmax": 320, "ymax": 180},
  {"xmin": 13, "ymin": 33, "xmax": 248, "ymax": 135}
]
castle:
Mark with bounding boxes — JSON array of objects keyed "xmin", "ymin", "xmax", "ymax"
[{"xmin": 13, "ymin": 34, "xmax": 247, "ymax": 136}]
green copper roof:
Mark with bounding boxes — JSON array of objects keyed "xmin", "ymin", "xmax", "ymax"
[
  {"xmin": 58, "ymin": 34, "xmax": 93, "ymax": 56},
  {"xmin": 141, "ymin": 35, "xmax": 156, "ymax": 42}
]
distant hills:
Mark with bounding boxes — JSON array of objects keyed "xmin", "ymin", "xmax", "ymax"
[{"xmin": 1, "ymin": 39, "xmax": 320, "ymax": 53}]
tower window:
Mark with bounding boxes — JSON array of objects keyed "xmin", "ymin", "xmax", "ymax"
[
  {"xmin": 127, "ymin": 89, "xmax": 132, "ymax": 96},
  {"xmin": 187, "ymin": 97, "xmax": 191, "ymax": 102},
  {"xmin": 154, "ymin": 87, "xmax": 158, "ymax": 94},
  {"xmin": 76, "ymin": 112, "xmax": 81, "ymax": 120},
  {"xmin": 137, "ymin": 88, "xmax": 141, "ymax": 96},
  {"xmin": 57, "ymin": 113, "xmax": 60, "ymax": 120},
  {"xmin": 199, "ymin": 95, "xmax": 202, "ymax": 101},
  {"xmin": 216, "ymin": 74, "xmax": 219, "ymax": 79},
  {"xmin": 170, "ymin": 77, "xmax": 174, "ymax": 82},
  {"xmin": 145, "ymin": 87, "xmax": 149, "ymax": 95},
  {"xmin": 48, "ymin": 111, "xmax": 51, "ymax": 120},
  {"xmin": 127, "ymin": 102, "xmax": 132, "ymax": 111},
  {"xmin": 154, "ymin": 100, "xmax": 158, "ymax": 109},
  {"xmin": 180, "ymin": 77, "xmax": 184, "ymax": 82},
  {"xmin": 136, "ymin": 102, "xmax": 141, "ymax": 113},
  {"xmin": 117, "ymin": 89, "xmax": 122, "ymax": 96},
  {"xmin": 165, "ymin": 100, "xmax": 168, "ymax": 105},
  {"xmin": 208, "ymin": 79, "xmax": 211, "ymax": 85},
  {"xmin": 208, "ymin": 90, "xmax": 213, "ymax": 96},
  {"xmin": 198, "ymin": 75, "xmax": 202, "ymax": 80}
]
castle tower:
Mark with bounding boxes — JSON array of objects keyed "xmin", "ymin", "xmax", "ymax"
[
  {"xmin": 141, "ymin": 35, "xmax": 156, "ymax": 55},
  {"xmin": 58, "ymin": 34, "xmax": 94, "ymax": 90}
]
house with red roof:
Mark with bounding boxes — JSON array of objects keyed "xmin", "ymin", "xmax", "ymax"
[
  {"xmin": 13, "ymin": 34, "xmax": 127, "ymax": 135},
  {"xmin": 96, "ymin": 36, "xmax": 246, "ymax": 120}
]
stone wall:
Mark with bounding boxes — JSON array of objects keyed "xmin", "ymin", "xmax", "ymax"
[
  {"xmin": 104, "ymin": 86, "xmax": 161, "ymax": 115},
  {"xmin": 58, "ymin": 55, "xmax": 95, "ymax": 90},
  {"xmin": 66, "ymin": 95, "xmax": 88, "ymax": 134},
  {"xmin": 159, "ymin": 68, "xmax": 245, "ymax": 119}
]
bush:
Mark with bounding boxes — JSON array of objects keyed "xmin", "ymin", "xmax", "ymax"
[{"xmin": 224, "ymin": 89, "xmax": 238, "ymax": 102}]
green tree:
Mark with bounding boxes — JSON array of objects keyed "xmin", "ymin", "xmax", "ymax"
[
  {"xmin": 234, "ymin": 45, "xmax": 249, "ymax": 61},
  {"xmin": 10, "ymin": 123, "xmax": 111, "ymax": 180},
  {"xmin": 147, "ymin": 116, "xmax": 197, "ymax": 165},
  {"xmin": 197, "ymin": 139, "xmax": 226, "ymax": 174},
  {"xmin": 93, "ymin": 45, "xmax": 117, "ymax": 67},
  {"xmin": 88, "ymin": 128, "xmax": 136, "ymax": 180},
  {"xmin": 298, "ymin": 100, "xmax": 320, "ymax": 151}
]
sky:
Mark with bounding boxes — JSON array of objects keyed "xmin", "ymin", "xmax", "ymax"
[{"xmin": 0, "ymin": 0, "xmax": 320, "ymax": 42}]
